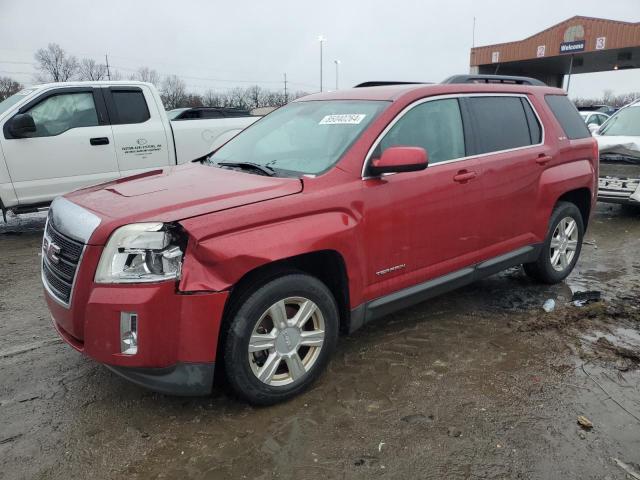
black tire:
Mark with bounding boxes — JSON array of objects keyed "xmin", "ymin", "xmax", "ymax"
[
  {"xmin": 524, "ymin": 201, "xmax": 584, "ymax": 284},
  {"xmin": 223, "ymin": 273, "xmax": 339, "ymax": 405}
]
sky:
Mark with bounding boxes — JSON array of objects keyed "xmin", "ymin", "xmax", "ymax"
[{"xmin": 0, "ymin": 0, "xmax": 638, "ymax": 99}]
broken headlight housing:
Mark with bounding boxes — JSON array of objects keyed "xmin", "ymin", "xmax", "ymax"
[{"xmin": 95, "ymin": 223, "xmax": 186, "ymax": 284}]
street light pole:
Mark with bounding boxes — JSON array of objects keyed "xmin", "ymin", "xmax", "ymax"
[
  {"xmin": 318, "ymin": 35, "xmax": 325, "ymax": 92},
  {"xmin": 334, "ymin": 60, "xmax": 340, "ymax": 90}
]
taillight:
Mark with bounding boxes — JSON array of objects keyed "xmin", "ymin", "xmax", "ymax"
[{"xmin": 592, "ymin": 137, "xmax": 599, "ymax": 193}]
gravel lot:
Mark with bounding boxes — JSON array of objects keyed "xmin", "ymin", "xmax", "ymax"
[{"xmin": 1, "ymin": 204, "xmax": 639, "ymax": 480}]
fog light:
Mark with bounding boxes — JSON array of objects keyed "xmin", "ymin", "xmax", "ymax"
[{"xmin": 120, "ymin": 312, "xmax": 138, "ymax": 355}]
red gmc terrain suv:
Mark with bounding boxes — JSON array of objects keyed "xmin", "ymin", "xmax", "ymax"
[{"xmin": 43, "ymin": 75, "xmax": 598, "ymax": 405}]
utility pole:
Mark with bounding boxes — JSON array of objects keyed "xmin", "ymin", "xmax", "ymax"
[
  {"xmin": 334, "ymin": 60, "xmax": 340, "ymax": 90},
  {"xmin": 566, "ymin": 55, "xmax": 574, "ymax": 92},
  {"xmin": 105, "ymin": 54, "xmax": 111, "ymax": 80},
  {"xmin": 283, "ymin": 73, "xmax": 288, "ymax": 103},
  {"xmin": 318, "ymin": 35, "xmax": 325, "ymax": 92},
  {"xmin": 472, "ymin": 17, "xmax": 476, "ymax": 48}
]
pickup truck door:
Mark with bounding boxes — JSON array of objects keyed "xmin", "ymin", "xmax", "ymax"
[
  {"xmin": 0, "ymin": 87, "xmax": 119, "ymax": 205},
  {"xmin": 102, "ymin": 86, "xmax": 172, "ymax": 176}
]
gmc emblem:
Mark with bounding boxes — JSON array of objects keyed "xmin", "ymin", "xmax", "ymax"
[{"xmin": 43, "ymin": 237, "xmax": 61, "ymax": 264}]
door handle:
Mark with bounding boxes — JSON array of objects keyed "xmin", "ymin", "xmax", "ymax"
[
  {"xmin": 536, "ymin": 154, "xmax": 552, "ymax": 165},
  {"xmin": 90, "ymin": 137, "xmax": 109, "ymax": 146},
  {"xmin": 453, "ymin": 170, "xmax": 477, "ymax": 183}
]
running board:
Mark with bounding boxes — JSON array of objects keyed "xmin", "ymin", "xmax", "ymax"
[{"xmin": 348, "ymin": 244, "xmax": 541, "ymax": 333}]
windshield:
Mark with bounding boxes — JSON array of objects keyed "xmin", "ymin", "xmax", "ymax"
[
  {"xmin": 208, "ymin": 100, "xmax": 388, "ymax": 175},
  {"xmin": 0, "ymin": 89, "xmax": 36, "ymax": 116},
  {"xmin": 599, "ymin": 105, "xmax": 640, "ymax": 137}
]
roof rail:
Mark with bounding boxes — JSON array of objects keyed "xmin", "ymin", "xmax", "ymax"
[
  {"xmin": 442, "ymin": 74, "xmax": 546, "ymax": 86},
  {"xmin": 354, "ymin": 81, "xmax": 428, "ymax": 88}
]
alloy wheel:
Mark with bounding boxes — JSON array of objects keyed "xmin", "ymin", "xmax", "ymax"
[
  {"xmin": 248, "ymin": 297, "xmax": 325, "ymax": 386},
  {"xmin": 549, "ymin": 216, "xmax": 579, "ymax": 272}
]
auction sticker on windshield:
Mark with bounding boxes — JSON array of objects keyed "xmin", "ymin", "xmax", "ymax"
[{"xmin": 319, "ymin": 114, "xmax": 366, "ymax": 125}]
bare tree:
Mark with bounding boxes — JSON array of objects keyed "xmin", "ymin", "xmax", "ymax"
[
  {"xmin": 34, "ymin": 43, "xmax": 78, "ymax": 82},
  {"xmin": 131, "ymin": 67, "xmax": 161, "ymax": 85},
  {"xmin": 202, "ymin": 89, "xmax": 225, "ymax": 107},
  {"xmin": 0, "ymin": 76, "xmax": 23, "ymax": 101},
  {"xmin": 161, "ymin": 75, "xmax": 187, "ymax": 109},
  {"xmin": 78, "ymin": 58, "xmax": 107, "ymax": 81}
]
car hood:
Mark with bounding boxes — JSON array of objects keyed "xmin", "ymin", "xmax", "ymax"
[
  {"xmin": 596, "ymin": 135, "xmax": 640, "ymax": 160},
  {"xmin": 65, "ymin": 163, "xmax": 303, "ymax": 244}
]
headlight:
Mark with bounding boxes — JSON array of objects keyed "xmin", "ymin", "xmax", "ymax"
[{"xmin": 95, "ymin": 223, "xmax": 185, "ymax": 284}]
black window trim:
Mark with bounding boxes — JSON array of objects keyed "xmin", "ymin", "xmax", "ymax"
[
  {"xmin": 3, "ymin": 87, "xmax": 108, "ymax": 140},
  {"xmin": 362, "ymin": 93, "xmax": 546, "ymax": 179},
  {"xmin": 102, "ymin": 86, "xmax": 151, "ymax": 125}
]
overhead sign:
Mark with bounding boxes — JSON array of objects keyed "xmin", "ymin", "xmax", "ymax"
[
  {"xmin": 560, "ymin": 40, "xmax": 585, "ymax": 53},
  {"xmin": 560, "ymin": 24, "xmax": 585, "ymax": 54}
]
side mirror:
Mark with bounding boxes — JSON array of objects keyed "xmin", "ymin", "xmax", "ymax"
[
  {"xmin": 587, "ymin": 123, "xmax": 600, "ymax": 134},
  {"xmin": 368, "ymin": 146, "xmax": 428, "ymax": 176},
  {"xmin": 8, "ymin": 113, "xmax": 36, "ymax": 138}
]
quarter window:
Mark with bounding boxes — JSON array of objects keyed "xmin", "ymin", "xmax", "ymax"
[
  {"xmin": 375, "ymin": 98, "xmax": 465, "ymax": 165},
  {"xmin": 24, "ymin": 92, "xmax": 98, "ymax": 137},
  {"xmin": 545, "ymin": 94, "xmax": 591, "ymax": 140},
  {"xmin": 467, "ymin": 96, "xmax": 535, "ymax": 154}
]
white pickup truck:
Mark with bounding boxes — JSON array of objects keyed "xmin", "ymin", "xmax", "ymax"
[{"xmin": 0, "ymin": 81, "xmax": 259, "ymax": 218}]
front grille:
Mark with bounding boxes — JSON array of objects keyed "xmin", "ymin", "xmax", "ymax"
[{"xmin": 42, "ymin": 221, "xmax": 85, "ymax": 306}]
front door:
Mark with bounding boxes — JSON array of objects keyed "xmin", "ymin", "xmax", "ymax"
[
  {"xmin": 362, "ymin": 97, "xmax": 484, "ymax": 300},
  {"xmin": 1, "ymin": 88, "xmax": 119, "ymax": 205}
]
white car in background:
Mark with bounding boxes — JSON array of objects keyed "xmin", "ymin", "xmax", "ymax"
[
  {"xmin": 594, "ymin": 100, "xmax": 640, "ymax": 206},
  {"xmin": 0, "ymin": 81, "xmax": 259, "ymax": 219},
  {"xmin": 579, "ymin": 111, "xmax": 609, "ymax": 134}
]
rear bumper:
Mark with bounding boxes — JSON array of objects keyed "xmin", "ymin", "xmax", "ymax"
[{"xmin": 105, "ymin": 362, "xmax": 215, "ymax": 396}]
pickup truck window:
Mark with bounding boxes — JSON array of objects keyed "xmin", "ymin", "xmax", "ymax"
[
  {"xmin": 110, "ymin": 90, "xmax": 150, "ymax": 124},
  {"xmin": 374, "ymin": 98, "xmax": 465, "ymax": 165},
  {"xmin": 25, "ymin": 92, "xmax": 98, "ymax": 137},
  {"xmin": 209, "ymin": 100, "xmax": 387, "ymax": 175},
  {"xmin": 0, "ymin": 89, "xmax": 35, "ymax": 116}
]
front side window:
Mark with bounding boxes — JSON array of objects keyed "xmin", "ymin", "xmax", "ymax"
[
  {"xmin": 468, "ymin": 96, "xmax": 535, "ymax": 154},
  {"xmin": 374, "ymin": 98, "xmax": 465, "ymax": 165},
  {"xmin": 599, "ymin": 106, "xmax": 640, "ymax": 136},
  {"xmin": 25, "ymin": 92, "xmax": 98, "ymax": 137},
  {"xmin": 209, "ymin": 100, "xmax": 387, "ymax": 175}
]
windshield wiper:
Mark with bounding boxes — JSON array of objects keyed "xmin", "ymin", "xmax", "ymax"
[{"xmin": 215, "ymin": 161, "xmax": 276, "ymax": 176}]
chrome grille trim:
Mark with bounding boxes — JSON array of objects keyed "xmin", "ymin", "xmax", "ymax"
[{"xmin": 41, "ymin": 218, "xmax": 87, "ymax": 308}]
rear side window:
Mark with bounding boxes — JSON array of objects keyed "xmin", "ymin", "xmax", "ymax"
[
  {"xmin": 467, "ymin": 96, "xmax": 534, "ymax": 154},
  {"xmin": 521, "ymin": 98, "xmax": 542, "ymax": 144},
  {"xmin": 545, "ymin": 95, "xmax": 590, "ymax": 140},
  {"xmin": 111, "ymin": 90, "xmax": 150, "ymax": 124}
]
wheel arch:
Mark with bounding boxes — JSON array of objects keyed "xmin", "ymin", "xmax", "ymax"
[
  {"xmin": 556, "ymin": 187, "xmax": 592, "ymax": 229},
  {"xmin": 214, "ymin": 249, "xmax": 352, "ymax": 373}
]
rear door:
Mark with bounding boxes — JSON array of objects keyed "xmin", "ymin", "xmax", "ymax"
[
  {"xmin": 102, "ymin": 86, "xmax": 172, "ymax": 176},
  {"xmin": 463, "ymin": 94, "xmax": 549, "ymax": 258},
  {"xmin": 0, "ymin": 87, "xmax": 119, "ymax": 205}
]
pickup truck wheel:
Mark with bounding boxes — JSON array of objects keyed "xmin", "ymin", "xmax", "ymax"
[
  {"xmin": 223, "ymin": 273, "xmax": 339, "ymax": 405},
  {"xmin": 524, "ymin": 201, "xmax": 584, "ymax": 284}
]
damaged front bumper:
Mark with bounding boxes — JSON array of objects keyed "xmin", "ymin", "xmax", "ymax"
[{"xmin": 598, "ymin": 153, "xmax": 640, "ymax": 206}]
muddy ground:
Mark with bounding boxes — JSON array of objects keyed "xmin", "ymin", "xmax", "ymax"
[{"xmin": 1, "ymin": 204, "xmax": 639, "ymax": 480}]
